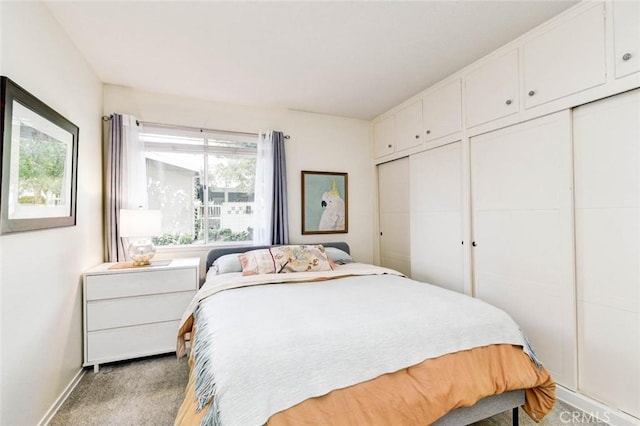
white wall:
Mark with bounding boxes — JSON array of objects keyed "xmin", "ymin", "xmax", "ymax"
[
  {"xmin": 103, "ymin": 85, "xmax": 375, "ymax": 264},
  {"xmin": 283, "ymin": 110, "xmax": 374, "ymax": 262},
  {"xmin": 0, "ymin": 2, "xmax": 103, "ymax": 425}
]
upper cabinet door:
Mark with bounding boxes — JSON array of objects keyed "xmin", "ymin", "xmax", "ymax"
[
  {"xmin": 394, "ymin": 100, "xmax": 423, "ymax": 152},
  {"xmin": 465, "ymin": 49, "xmax": 519, "ymax": 128},
  {"xmin": 423, "ymin": 79, "xmax": 462, "ymax": 142},
  {"xmin": 373, "ymin": 115, "xmax": 395, "ymax": 158},
  {"xmin": 523, "ymin": 3, "xmax": 606, "ymax": 109},
  {"xmin": 613, "ymin": 0, "xmax": 640, "ymax": 79}
]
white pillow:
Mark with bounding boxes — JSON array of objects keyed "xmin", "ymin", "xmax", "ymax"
[
  {"xmin": 212, "ymin": 253, "xmax": 243, "ymax": 274},
  {"xmin": 324, "ymin": 247, "xmax": 353, "ymax": 264}
]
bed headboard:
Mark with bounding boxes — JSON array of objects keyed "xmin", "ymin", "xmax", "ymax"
[{"xmin": 205, "ymin": 242, "xmax": 350, "ymax": 272}]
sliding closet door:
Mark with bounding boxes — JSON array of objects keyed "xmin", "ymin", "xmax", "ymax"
[
  {"xmin": 573, "ymin": 89, "xmax": 640, "ymax": 417},
  {"xmin": 378, "ymin": 158, "xmax": 411, "ymax": 276},
  {"xmin": 410, "ymin": 142, "xmax": 464, "ymax": 293},
  {"xmin": 471, "ymin": 111, "xmax": 577, "ymax": 388}
]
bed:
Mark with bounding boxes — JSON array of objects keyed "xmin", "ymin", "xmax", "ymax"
[{"xmin": 175, "ymin": 243, "xmax": 555, "ymax": 426}]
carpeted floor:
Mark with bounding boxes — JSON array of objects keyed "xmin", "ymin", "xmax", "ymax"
[
  {"xmin": 50, "ymin": 354, "xmax": 604, "ymax": 426},
  {"xmin": 50, "ymin": 355, "xmax": 190, "ymax": 426}
]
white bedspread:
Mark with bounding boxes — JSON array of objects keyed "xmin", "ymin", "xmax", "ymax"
[{"xmin": 190, "ymin": 264, "xmax": 534, "ymax": 426}]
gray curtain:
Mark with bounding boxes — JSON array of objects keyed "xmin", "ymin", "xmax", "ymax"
[
  {"xmin": 104, "ymin": 114, "xmax": 127, "ymax": 262},
  {"xmin": 271, "ymin": 131, "xmax": 289, "ymax": 244}
]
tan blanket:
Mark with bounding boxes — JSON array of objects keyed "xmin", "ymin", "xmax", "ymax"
[{"xmin": 175, "ymin": 340, "xmax": 555, "ymax": 425}]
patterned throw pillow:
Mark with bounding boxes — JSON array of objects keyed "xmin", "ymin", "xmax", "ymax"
[
  {"xmin": 239, "ymin": 249, "xmax": 276, "ymax": 276},
  {"xmin": 270, "ymin": 245, "xmax": 334, "ymax": 273}
]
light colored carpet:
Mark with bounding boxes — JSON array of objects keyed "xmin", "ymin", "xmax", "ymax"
[
  {"xmin": 50, "ymin": 355, "xmax": 604, "ymax": 425},
  {"xmin": 50, "ymin": 355, "xmax": 189, "ymax": 426}
]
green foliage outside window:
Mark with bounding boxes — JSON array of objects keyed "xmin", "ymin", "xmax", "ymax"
[{"xmin": 153, "ymin": 226, "xmax": 253, "ymax": 246}]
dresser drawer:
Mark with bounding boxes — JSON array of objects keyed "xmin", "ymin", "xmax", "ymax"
[
  {"xmin": 87, "ymin": 320, "xmax": 179, "ymax": 362},
  {"xmin": 85, "ymin": 268, "xmax": 196, "ymax": 300},
  {"xmin": 86, "ymin": 291, "xmax": 194, "ymax": 331}
]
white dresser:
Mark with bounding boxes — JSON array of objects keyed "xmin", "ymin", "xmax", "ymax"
[{"xmin": 83, "ymin": 258, "xmax": 199, "ymax": 372}]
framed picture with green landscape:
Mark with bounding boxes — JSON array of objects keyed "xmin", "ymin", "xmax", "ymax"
[
  {"xmin": 0, "ymin": 76, "xmax": 78, "ymax": 234},
  {"xmin": 301, "ymin": 170, "xmax": 348, "ymax": 235}
]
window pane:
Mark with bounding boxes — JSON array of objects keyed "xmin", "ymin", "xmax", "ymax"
[
  {"xmin": 146, "ymin": 152, "xmax": 204, "ymax": 246},
  {"xmin": 207, "ymin": 137, "xmax": 257, "ymax": 150},
  {"xmin": 142, "ymin": 125, "xmax": 258, "ymax": 248},
  {"xmin": 140, "ymin": 126, "xmax": 204, "ymax": 146},
  {"xmin": 206, "ymin": 155, "xmax": 256, "ymax": 243}
]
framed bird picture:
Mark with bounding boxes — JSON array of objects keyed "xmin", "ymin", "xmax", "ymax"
[{"xmin": 301, "ymin": 171, "xmax": 348, "ymax": 235}]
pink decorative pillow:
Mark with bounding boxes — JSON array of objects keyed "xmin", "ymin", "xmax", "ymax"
[
  {"xmin": 270, "ymin": 245, "xmax": 334, "ymax": 273},
  {"xmin": 239, "ymin": 249, "xmax": 276, "ymax": 276}
]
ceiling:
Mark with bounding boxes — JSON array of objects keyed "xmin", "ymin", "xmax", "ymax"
[{"xmin": 45, "ymin": 1, "xmax": 577, "ymax": 120}]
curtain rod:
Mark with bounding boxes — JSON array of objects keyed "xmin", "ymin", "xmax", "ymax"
[{"xmin": 101, "ymin": 115, "xmax": 290, "ymax": 139}]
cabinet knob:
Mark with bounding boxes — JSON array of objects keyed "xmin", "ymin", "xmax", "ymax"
[
  {"xmin": 472, "ymin": 241, "xmax": 477, "ymax": 247},
  {"xmin": 415, "ymin": 134, "xmax": 420, "ymax": 139},
  {"xmin": 505, "ymin": 99, "xmax": 512, "ymax": 105},
  {"xmin": 426, "ymin": 130, "xmax": 431, "ymax": 135},
  {"xmin": 528, "ymin": 90, "xmax": 535, "ymax": 97},
  {"xmin": 387, "ymin": 144, "xmax": 392, "ymax": 148},
  {"xmin": 623, "ymin": 52, "xmax": 632, "ymax": 61}
]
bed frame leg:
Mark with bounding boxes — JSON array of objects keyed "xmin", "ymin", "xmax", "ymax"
[{"xmin": 512, "ymin": 407, "xmax": 519, "ymax": 426}]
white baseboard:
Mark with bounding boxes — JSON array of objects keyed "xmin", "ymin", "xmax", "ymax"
[
  {"xmin": 37, "ymin": 368, "xmax": 85, "ymax": 426},
  {"xmin": 556, "ymin": 385, "xmax": 640, "ymax": 426}
]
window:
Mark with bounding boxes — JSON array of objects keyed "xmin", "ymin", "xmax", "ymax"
[{"xmin": 140, "ymin": 125, "xmax": 257, "ymax": 247}]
